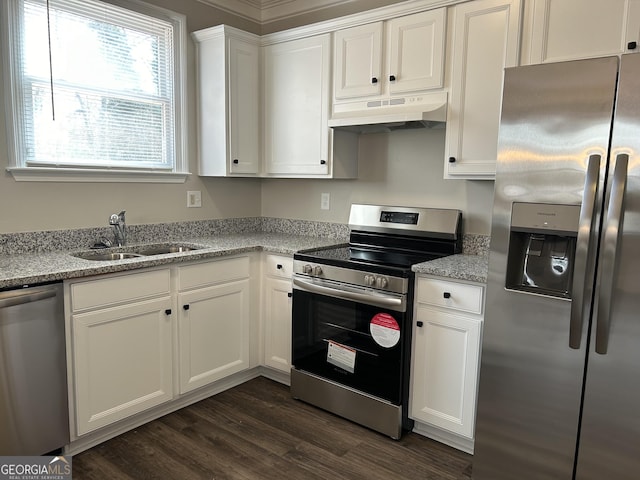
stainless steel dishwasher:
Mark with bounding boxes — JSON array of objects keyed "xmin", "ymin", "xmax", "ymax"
[{"xmin": 0, "ymin": 282, "xmax": 70, "ymax": 455}]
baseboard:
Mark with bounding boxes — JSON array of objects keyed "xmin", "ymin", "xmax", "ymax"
[
  {"xmin": 64, "ymin": 367, "xmax": 262, "ymax": 456},
  {"xmin": 412, "ymin": 421, "xmax": 475, "ymax": 454}
]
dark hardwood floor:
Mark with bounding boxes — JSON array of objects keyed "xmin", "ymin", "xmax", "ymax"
[{"xmin": 72, "ymin": 377, "xmax": 472, "ymax": 480}]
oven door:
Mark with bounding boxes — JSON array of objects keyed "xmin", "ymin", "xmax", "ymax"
[{"xmin": 292, "ymin": 275, "xmax": 409, "ymax": 405}]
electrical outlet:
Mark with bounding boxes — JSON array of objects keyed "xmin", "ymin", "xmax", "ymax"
[
  {"xmin": 321, "ymin": 192, "xmax": 330, "ymax": 210},
  {"xmin": 187, "ymin": 190, "xmax": 202, "ymax": 208}
]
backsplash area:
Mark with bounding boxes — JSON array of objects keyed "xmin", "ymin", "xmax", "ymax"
[{"xmin": 0, "ymin": 217, "xmax": 488, "ymax": 256}]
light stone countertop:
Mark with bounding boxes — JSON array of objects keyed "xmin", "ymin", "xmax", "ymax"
[
  {"xmin": 0, "ymin": 233, "xmax": 347, "ymax": 290},
  {"xmin": 412, "ymin": 254, "xmax": 489, "ymax": 284},
  {"xmin": 0, "ymin": 230, "xmax": 489, "ymax": 289}
]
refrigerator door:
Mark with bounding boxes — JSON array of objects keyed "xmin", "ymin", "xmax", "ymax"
[
  {"xmin": 575, "ymin": 53, "xmax": 640, "ymax": 480},
  {"xmin": 473, "ymin": 57, "xmax": 619, "ymax": 479}
]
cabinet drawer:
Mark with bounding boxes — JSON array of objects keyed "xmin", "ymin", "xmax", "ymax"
[
  {"xmin": 70, "ymin": 269, "xmax": 171, "ymax": 312},
  {"xmin": 264, "ymin": 254, "xmax": 293, "ymax": 279},
  {"xmin": 416, "ymin": 277, "xmax": 484, "ymax": 315},
  {"xmin": 178, "ymin": 256, "xmax": 250, "ymax": 291}
]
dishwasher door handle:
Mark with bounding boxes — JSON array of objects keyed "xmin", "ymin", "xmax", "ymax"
[{"xmin": 0, "ymin": 286, "xmax": 58, "ymax": 309}]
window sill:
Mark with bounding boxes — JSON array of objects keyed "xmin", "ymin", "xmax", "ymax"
[{"xmin": 7, "ymin": 167, "xmax": 191, "ymax": 183}]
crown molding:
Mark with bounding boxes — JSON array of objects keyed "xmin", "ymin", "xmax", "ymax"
[{"xmin": 195, "ymin": 0, "xmax": 356, "ymax": 24}]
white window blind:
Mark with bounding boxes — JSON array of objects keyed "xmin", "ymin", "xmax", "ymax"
[{"xmin": 2, "ymin": 0, "xmax": 188, "ymax": 181}]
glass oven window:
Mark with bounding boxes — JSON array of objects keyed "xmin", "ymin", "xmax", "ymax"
[{"xmin": 292, "ymin": 289, "xmax": 408, "ymax": 404}]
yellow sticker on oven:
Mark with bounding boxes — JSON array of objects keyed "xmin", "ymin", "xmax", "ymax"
[
  {"xmin": 370, "ymin": 313, "xmax": 400, "ymax": 348},
  {"xmin": 327, "ymin": 340, "xmax": 356, "ymax": 373}
]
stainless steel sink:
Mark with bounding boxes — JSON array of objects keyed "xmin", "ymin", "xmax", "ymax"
[
  {"xmin": 75, "ymin": 252, "xmax": 144, "ymax": 261},
  {"xmin": 72, "ymin": 243, "xmax": 202, "ymax": 261},
  {"xmin": 135, "ymin": 245, "xmax": 199, "ymax": 255}
]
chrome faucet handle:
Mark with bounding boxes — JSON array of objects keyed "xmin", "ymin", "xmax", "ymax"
[{"xmin": 109, "ymin": 213, "xmax": 120, "ymax": 225}]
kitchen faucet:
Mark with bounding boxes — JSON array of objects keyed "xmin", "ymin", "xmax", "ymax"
[{"xmin": 109, "ymin": 210, "xmax": 127, "ymax": 247}]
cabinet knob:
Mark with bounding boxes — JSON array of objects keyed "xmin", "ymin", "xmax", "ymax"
[
  {"xmin": 371, "ymin": 77, "xmax": 378, "ymax": 84},
  {"xmin": 277, "ymin": 264, "xmax": 283, "ymax": 269},
  {"xmin": 448, "ymin": 157, "xmax": 456, "ymax": 163},
  {"xmin": 416, "ymin": 321, "xmax": 424, "ymax": 328},
  {"xmin": 628, "ymin": 41, "xmax": 638, "ymax": 50},
  {"xmin": 233, "ymin": 159, "xmax": 239, "ymax": 164},
  {"xmin": 183, "ymin": 304, "xmax": 190, "ymax": 310},
  {"xmin": 320, "ymin": 159, "xmax": 326, "ymax": 165},
  {"xmin": 288, "ymin": 292, "xmax": 293, "ymax": 298},
  {"xmin": 165, "ymin": 309, "xmax": 172, "ymax": 315},
  {"xmin": 443, "ymin": 292, "xmax": 451, "ymax": 299},
  {"xmin": 389, "ymin": 75, "xmax": 396, "ymax": 82}
]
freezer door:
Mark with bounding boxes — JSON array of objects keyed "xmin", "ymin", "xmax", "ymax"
[
  {"xmin": 575, "ymin": 53, "xmax": 640, "ymax": 480},
  {"xmin": 473, "ymin": 57, "xmax": 619, "ymax": 480}
]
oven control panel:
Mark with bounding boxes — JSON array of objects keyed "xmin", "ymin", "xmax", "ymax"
[{"xmin": 293, "ymin": 260, "xmax": 408, "ymax": 295}]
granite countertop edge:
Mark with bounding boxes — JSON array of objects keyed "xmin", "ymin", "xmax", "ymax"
[
  {"xmin": 412, "ymin": 254, "xmax": 489, "ymax": 284},
  {"xmin": 0, "ymin": 233, "xmax": 489, "ymax": 289},
  {"xmin": 0, "ymin": 233, "xmax": 346, "ymax": 290}
]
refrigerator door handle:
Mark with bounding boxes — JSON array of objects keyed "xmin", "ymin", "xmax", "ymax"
[
  {"xmin": 595, "ymin": 153, "xmax": 629, "ymax": 355},
  {"xmin": 569, "ymin": 153, "xmax": 601, "ymax": 349}
]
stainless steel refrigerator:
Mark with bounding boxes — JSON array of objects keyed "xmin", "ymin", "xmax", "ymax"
[{"xmin": 473, "ymin": 54, "xmax": 640, "ymax": 479}]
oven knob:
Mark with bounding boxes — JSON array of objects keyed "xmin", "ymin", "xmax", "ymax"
[
  {"xmin": 364, "ymin": 274, "xmax": 375, "ymax": 286},
  {"xmin": 303, "ymin": 264, "xmax": 313, "ymax": 274},
  {"xmin": 312, "ymin": 265, "xmax": 323, "ymax": 276},
  {"xmin": 376, "ymin": 276, "xmax": 388, "ymax": 289}
]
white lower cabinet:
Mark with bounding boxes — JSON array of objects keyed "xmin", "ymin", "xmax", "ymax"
[
  {"xmin": 410, "ymin": 275, "xmax": 484, "ymax": 452},
  {"xmin": 68, "ymin": 269, "xmax": 174, "ymax": 436},
  {"xmin": 177, "ymin": 258, "xmax": 251, "ymax": 394},
  {"xmin": 262, "ymin": 254, "xmax": 293, "ymax": 374},
  {"xmin": 66, "ymin": 256, "xmax": 252, "ymax": 437}
]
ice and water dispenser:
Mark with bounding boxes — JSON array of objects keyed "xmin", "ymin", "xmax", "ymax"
[{"xmin": 505, "ymin": 202, "xmax": 581, "ymax": 298}]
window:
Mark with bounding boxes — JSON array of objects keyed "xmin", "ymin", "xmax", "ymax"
[{"xmin": 1, "ymin": 0, "xmax": 189, "ymax": 182}]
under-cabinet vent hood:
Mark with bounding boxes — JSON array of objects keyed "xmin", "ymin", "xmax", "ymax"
[{"xmin": 328, "ymin": 91, "xmax": 447, "ymax": 134}]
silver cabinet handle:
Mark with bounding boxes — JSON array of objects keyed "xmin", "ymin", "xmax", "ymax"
[
  {"xmin": 569, "ymin": 154, "xmax": 601, "ymax": 349},
  {"xmin": 596, "ymin": 153, "xmax": 628, "ymax": 354}
]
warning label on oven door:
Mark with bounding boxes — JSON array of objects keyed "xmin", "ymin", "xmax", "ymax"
[
  {"xmin": 370, "ymin": 313, "xmax": 400, "ymax": 348},
  {"xmin": 327, "ymin": 340, "xmax": 356, "ymax": 373}
]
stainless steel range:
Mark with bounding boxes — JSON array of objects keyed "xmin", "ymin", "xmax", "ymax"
[{"xmin": 291, "ymin": 204, "xmax": 462, "ymax": 439}]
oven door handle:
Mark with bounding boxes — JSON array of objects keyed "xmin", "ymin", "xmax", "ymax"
[{"xmin": 293, "ymin": 276, "xmax": 406, "ymax": 312}]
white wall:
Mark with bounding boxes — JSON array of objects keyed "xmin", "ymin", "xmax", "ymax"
[
  {"xmin": 0, "ymin": 0, "xmax": 263, "ymax": 234},
  {"xmin": 0, "ymin": 0, "xmax": 494, "ymax": 235},
  {"xmin": 261, "ymin": 128, "xmax": 494, "ymax": 235}
]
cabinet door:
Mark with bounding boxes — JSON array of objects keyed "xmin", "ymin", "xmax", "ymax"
[
  {"xmin": 411, "ymin": 305, "xmax": 482, "ymax": 439},
  {"xmin": 444, "ymin": 0, "xmax": 522, "ymax": 179},
  {"xmin": 72, "ymin": 297, "xmax": 173, "ymax": 435},
  {"xmin": 178, "ymin": 279, "xmax": 250, "ymax": 394},
  {"xmin": 194, "ymin": 27, "xmax": 259, "ymax": 177},
  {"xmin": 228, "ymin": 36, "xmax": 260, "ymax": 174},
  {"xmin": 387, "ymin": 9, "xmax": 446, "ymax": 94},
  {"xmin": 263, "ymin": 34, "xmax": 331, "ymax": 176},
  {"xmin": 521, "ymin": 0, "xmax": 640, "ymax": 64},
  {"xmin": 263, "ymin": 276, "xmax": 293, "ymax": 373},
  {"xmin": 333, "ymin": 22, "xmax": 383, "ymax": 100}
]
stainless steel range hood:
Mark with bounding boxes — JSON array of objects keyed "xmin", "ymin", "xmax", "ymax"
[{"xmin": 328, "ymin": 91, "xmax": 447, "ymax": 134}]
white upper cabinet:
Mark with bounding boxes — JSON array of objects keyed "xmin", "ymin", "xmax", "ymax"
[
  {"xmin": 263, "ymin": 34, "xmax": 333, "ymax": 176},
  {"xmin": 263, "ymin": 34, "xmax": 357, "ymax": 178},
  {"xmin": 521, "ymin": 0, "xmax": 640, "ymax": 65},
  {"xmin": 193, "ymin": 26, "xmax": 260, "ymax": 177},
  {"xmin": 332, "ymin": 9, "xmax": 446, "ymax": 111},
  {"xmin": 444, "ymin": 0, "xmax": 522, "ymax": 180},
  {"xmin": 333, "ymin": 22, "xmax": 383, "ymax": 100},
  {"xmin": 387, "ymin": 10, "xmax": 447, "ymax": 94}
]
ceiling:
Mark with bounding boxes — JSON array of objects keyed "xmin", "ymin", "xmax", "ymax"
[{"xmin": 195, "ymin": 0, "xmax": 355, "ymax": 24}]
